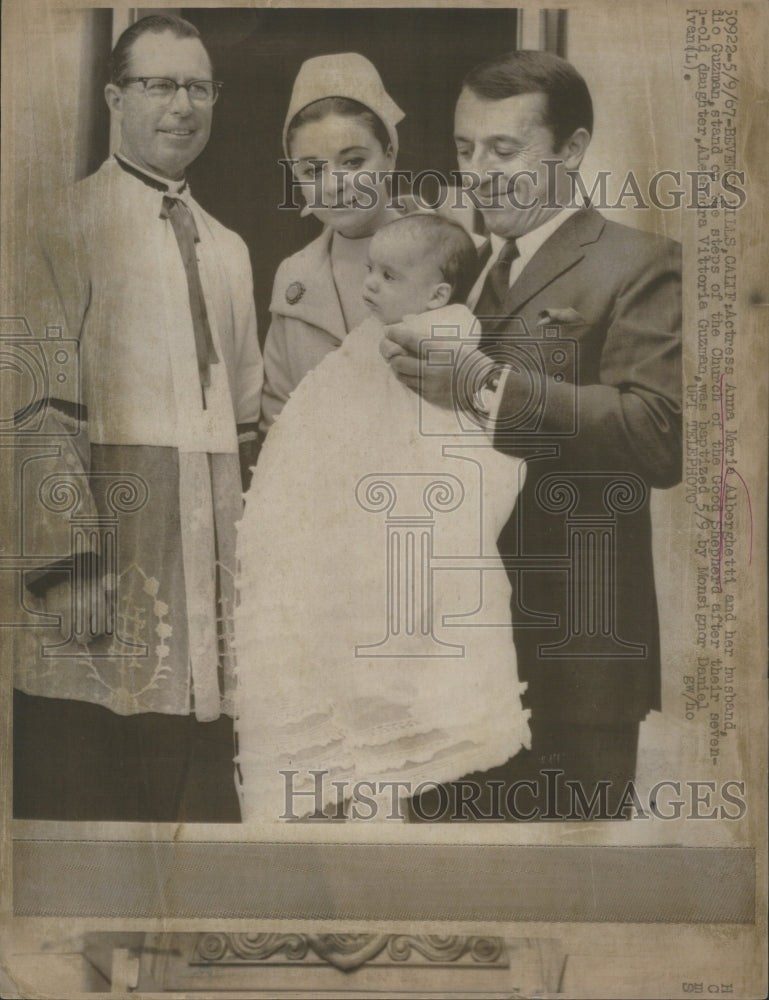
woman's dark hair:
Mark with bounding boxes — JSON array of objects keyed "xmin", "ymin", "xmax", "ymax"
[
  {"xmin": 109, "ymin": 15, "xmax": 204, "ymax": 86},
  {"xmin": 286, "ymin": 97, "xmax": 391, "ymax": 156},
  {"xmin": 463, "ymin": 50, "xmax": 593, "ymax": 149}
]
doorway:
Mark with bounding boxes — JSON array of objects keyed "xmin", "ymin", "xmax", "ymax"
[{"xmin": 181, "ymin": 8, "xmax": 520, "ymax": 341}]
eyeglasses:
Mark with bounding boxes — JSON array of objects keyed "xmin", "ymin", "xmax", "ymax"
[{"xmin": 121, "ymin": 77, "xmax": 223, "ymax": 105}]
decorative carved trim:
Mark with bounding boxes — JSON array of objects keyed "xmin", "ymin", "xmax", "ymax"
[{"xmin": 191, "ymin": 932, "xmax": 508, "ymax": 973}]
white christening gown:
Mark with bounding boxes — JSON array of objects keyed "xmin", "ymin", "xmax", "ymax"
[{"xmin": 234, "ymin": 304, "xmax": 529, "ymax": 822}]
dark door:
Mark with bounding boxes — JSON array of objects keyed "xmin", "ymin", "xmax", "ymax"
[{"xmin": 182, "ymin": 7, "xmax": 519, "ymax": 342}]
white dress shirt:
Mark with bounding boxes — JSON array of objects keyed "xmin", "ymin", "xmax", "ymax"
[{"xmin": 467, "ymin": 204, "xmax": 584, "ymax": 311}]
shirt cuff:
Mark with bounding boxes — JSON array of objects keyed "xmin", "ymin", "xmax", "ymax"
[{"xmin": 483, "ymin": 367, "xmax": 511, "ymax": 440}]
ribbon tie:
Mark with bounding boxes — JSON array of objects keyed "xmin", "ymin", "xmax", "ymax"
[{"xmin": 160, "ymin": 195, "xmax": 220, "ymax": 393}]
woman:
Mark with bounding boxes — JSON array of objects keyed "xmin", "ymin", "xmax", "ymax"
[
  {"xmin": 260, "ymin": 52, "xmax": 411, "ymax": 429},
  {"xmin": 234, "ymin": 54, "xmax": 529, "ymax": 825}
]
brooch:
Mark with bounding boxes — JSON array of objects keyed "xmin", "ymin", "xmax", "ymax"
[{"xmin": 285, "ymin": 281, "xmax": 305, "ymax": 305}]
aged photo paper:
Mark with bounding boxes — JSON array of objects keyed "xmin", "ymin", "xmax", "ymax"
[{"xmin": 1, "ymin": 0, "xmax": 766, "ymax": 996}]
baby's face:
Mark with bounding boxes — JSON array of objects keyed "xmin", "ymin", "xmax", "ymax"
[{"xmin": 363, "ymin": 231, "xmax": 445, "ymax": 325}]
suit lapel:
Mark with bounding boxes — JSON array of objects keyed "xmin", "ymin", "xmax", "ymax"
[
  {"xmin": 273, "ymin": 228, "xmax": 348, "ymax": 343},
  {"xmin": 304, "ymin": 231, "xmax": 348, "ymax": 341},
  {"xmin": 503, "ymin": 207, "xmax": 605, "ymax": 317}
]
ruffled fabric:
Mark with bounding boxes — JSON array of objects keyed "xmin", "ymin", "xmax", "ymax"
[{"xmin": 234, "ymin": 305, "xmax": 529, "ymax": 821}]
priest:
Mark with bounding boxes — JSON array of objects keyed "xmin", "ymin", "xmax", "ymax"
[{"xmin": 13, "ymin": 14, "xmax": 263, "ymax": 822}]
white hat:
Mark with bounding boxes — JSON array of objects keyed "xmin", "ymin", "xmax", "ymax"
[{"xmin": 283, "ymin": 53, "xmax": 405, "ymax": 159}]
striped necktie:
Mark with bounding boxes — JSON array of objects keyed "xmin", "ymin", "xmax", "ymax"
[{"xmin": 474, "ymin": 238, "xmax": 520, "ymax": 317}]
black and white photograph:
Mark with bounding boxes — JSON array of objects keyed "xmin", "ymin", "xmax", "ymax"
[{"xmin": 0, "ymin": 1, "xmax": 766, "ymax": 996}]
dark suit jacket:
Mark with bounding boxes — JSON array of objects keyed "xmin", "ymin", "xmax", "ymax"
[{"xmin": 482, "ymin": 207, "xmax": 682, "ymax": 727}]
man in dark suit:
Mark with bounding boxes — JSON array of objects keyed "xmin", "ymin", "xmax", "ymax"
[{"xmin": 383, "ymin": 50, "xmax": 681, "ymax": 821}]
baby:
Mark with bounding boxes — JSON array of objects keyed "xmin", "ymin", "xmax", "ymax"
[
  {"xmin": 235, "ymin": 214, "xmax": 529, "ymax": 823},
  {"xmin": 362, "ymin": 212, "xmax": 478, "ymax": 325}
]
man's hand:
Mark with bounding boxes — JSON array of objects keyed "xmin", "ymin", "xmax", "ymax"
[{"xmin": 381, "ymin": 319, "xmax": 497, "ymax": 413}]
